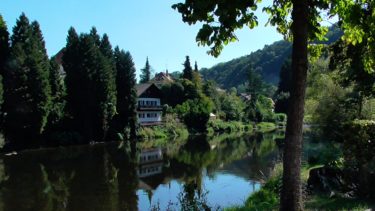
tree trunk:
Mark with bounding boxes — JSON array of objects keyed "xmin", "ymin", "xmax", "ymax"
[{"xmin": 280, "ymin": 0, "xmax": 308, "ymax": 210}]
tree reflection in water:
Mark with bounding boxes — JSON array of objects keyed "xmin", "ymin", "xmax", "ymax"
[{"xmin": 0, "ymin": 131, "xmax": 283, "ymax": 210}]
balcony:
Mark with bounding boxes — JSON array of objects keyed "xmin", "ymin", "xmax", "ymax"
[{"xmin": 137, "ymin": 104, "xmax": 163, "ymax": 111}]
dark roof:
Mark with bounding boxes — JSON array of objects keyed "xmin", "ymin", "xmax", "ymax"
[
  {"xmin": 136, "ymin": 83, "xmax": 153, "ymax": 96},
  {"xmin": 136, "ymin": 83, "xmax": 162, "ymax": 98}
]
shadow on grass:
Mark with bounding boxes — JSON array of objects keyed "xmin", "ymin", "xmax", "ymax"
[{"xmin": 305, "ymin": 194, "xmax": 374, "ymax": 211}]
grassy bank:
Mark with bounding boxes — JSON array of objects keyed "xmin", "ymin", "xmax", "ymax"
[
  {"xmin": 207, "ymin": 119, "xmax": 277, "ymax": 134},
  {"xmin": 207, "ymin": 120, "xmax": 253, "ymax": 133},
  {"xmin": 225, "ymin": 163, "xmax": 373, "ymax": 211},
  {"xmin": 138, "ymin": 114, "xmax": 189, "ymax": 140}
]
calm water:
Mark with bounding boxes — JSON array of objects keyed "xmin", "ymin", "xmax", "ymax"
[{"xmin": 0, "ymin": 132, "xmax": 284, "ymax": 211}]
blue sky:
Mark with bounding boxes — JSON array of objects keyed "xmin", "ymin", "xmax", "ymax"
[{"xmin": 1, "ymin": 0, "xmax": 283, "ymax": 77}]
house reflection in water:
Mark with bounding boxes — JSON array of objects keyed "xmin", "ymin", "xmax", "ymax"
[{"xmin": 138, "ymin": 148, "xmax": 164, "ymax": 178}]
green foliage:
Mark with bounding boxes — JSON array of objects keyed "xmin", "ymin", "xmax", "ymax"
[
  {"xmin": 207, "ymin": 119, "xmax": 253, "ymax": 133},
  {"xmin": 138, "ymin": 114, "xmax": 188, "ymax": 140},
  {"xmin": 181, "ymin": 79, "xmax": 200, "ymax": 100},
  {"xmin": 201, "ymin": 40, "xmax": 292, "ymax": 87},
  {"xmin": 3, "ymin": 13, "xmax": 51, "ymax": 146},
  {"xmin": 63, "ymin": 27, "xmax": 116, "ymax": 142},
  {"xmin": 160, "ymin": 81, "xmax": 185, "ymax": 106},
  {"xmin": 172, "ymin": 1, "xmax": 259, "ymax": 57},
  {"xmin": 225, "ymin": 169, "xmax": 281, "ymax": 211},
  {"xmin": 47, "ymin": 57, "xmax": 65, "ymax": 127},
  {"xmin": 202, "ymin": 80, "xmax": 222, "ymax": 113},
  {"xmin": 305, "ymin": 194, "xmax": 373, "ymax": 211},
  {"xmin": 220, "ymin": 92, "xmax": 245, "ymax": 121},
  {"xmin": 246, "ymin": 95, "xmax": 275, "ymax": 123},
  {"xmin": 139, "ymin": 57, "xmax": 151, "ymax": 83},
  {"xmin": 175, "ymin": 96, "xmax": 213, "ymax": 133},
  {"xmin": 111, "ymin": 47, "xmax": 137, "ymax": 139},
  {"xmin": 199, "ymin": 25, "xmax": 341, "ymax": 89},
  {"xmin": 331, "ymin": 0, "xmax": 375, "ymax": 73},
  {"xmin": 256, "ymin": 122, "xmax": 276, "ymax": 133},
  {"xmin": 343, "ymin": 120, "xmax": 375, "ymax": 168},
  {"xmin": 0, "ymin": 14, "xmax": 9, "ymax": 124}
]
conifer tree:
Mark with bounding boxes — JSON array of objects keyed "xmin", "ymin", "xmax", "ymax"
[
  {"xmin": 113, "ymin": 47, "xmax": 137, "ymax": 138},
  {"xmin": 3, "ymin": 13, "xmax": 51, "ymax": 147},
  {"xmin": 140, "ymin": 57, "xmax": 151, "ymax": 83},
  {"xmin": 63, "ymin": 28, "xmax": 116, "ymax": 142},
  {"xmin": 63, "ymin": 27, "xmax": 80, "ymax": 119},
  {"xmin": 96, "ymin": 32, "xmax": 117, "ymax": 140},
  {"xmin": 0, "ymin": 14, "xmax": 9, "ymax": 126},
  {"xmin": 194, "ymin": 61, "xmax": 198, "ymax": 72},
  {"xmin": 192, "ymin": 61, "xmax": 202, "ymax": 90},
  {"xmin": 48, "ymin": 57, "xmax": 65, "ymax": 125},
  {"xmin": 182, "ymin": 56, "xmax": 193, "ymax": 80}
]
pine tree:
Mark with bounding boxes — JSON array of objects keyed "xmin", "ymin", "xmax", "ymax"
[
  {"xmin": 63, "ymin": 28, "xmax": 116, "ymax": 142},
  {"xmin": 3, "ymin": 13, "xmax": 51, "ymax": 148},
  {"xmin": 194, "ymin": 61, "xmax": 198, "ymax": 72},
  {"xmin": 0, "ymin": 14, "xmax": 9, "ymax": 126},
  {"xmin": 182, "ymin": 56, "xmax": 193, "ymax": 80},
  {"xmin": 28, "ymin": 21, "xmax": 52, "ymax": 134},
  {"xmin": 48, "ymin": 57, "xmax": 65, "ymax": 126},
  {"xmin": 191, "ymin": 61, "xmax": 202, "ymax": 89},
  {"xmin": 112, "ymin": 47, "xmax": 137, "ymax": 139},
  {"xmin": 63, "ymin": 27, "xmax": 80, "ymax": 119},
  {"xmin": 140, "ymin": 57, "xmax": 151, "ymax": 83}
]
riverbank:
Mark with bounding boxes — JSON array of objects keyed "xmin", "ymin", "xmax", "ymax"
[
  {"xmin": 138, "ymin": 119, "xmax": 280, "ymax": 141},
  {"xmin": 225, "ymin": 163, "xmax": 374, "ymax": 210},
  {"xmin": 225, "ymin": 129, "xmax": 375, "ymax": 210}
]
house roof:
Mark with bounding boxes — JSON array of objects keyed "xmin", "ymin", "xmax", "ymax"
[
  {"xmin": 151, "ymin": 72, "xmax": 174, "ymax": 83},
  {"xmin": 135, "ymin": 83, "xmax": 162, "ymax": 98},
  {"xmin": 135, "ymin": 83, "xmax": 153, "ymax": 96}
]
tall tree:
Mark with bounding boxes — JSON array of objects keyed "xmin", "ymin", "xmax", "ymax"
[
  {"xmin": 0, "ymin": 14, "xmax": 10, "ymax": 126},
  {"xmin": 63, "ymin": 28, "xmax": 116, "ymax": 142},
  {"xmin": 63, "ymin": 27, "xmax": 80, "ymax": 119},
  {"xmin": 182, "ymin": 56, "xmax": 193, "ymax": 80},
  {"xmin": 139, "ymin": 57, "xmax": 151, "ymax": 83},
  {"xmin": 194, "ymin": 61, "xmax": 198, "ymax": 72},
  {"xmin": 172, "ymin": 0, "xmax": 357, "ymax": 209},
  {"xmin": 47, "ymin": 57, "xmax": 65, "ymax": 126},
  {"xmin": 3, "ymin": 14, "xmax": 51, "ymax": 148},
  {"xmin": 246, "ymin": 65, "xmax": 266, "ymax": 122},
  {"xmin": 112, "ymin": 47, "xmax": 137, "ymax": 139}
]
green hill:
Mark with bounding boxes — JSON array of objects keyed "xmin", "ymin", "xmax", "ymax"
[{"xmin": 200, "ymin": 25, "xmax": 343, "ymax": 89}]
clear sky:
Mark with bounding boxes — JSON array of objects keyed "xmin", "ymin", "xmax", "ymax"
[{"xmin": 1, "ymin": 0, "xmax": 283, "ymax": 77}]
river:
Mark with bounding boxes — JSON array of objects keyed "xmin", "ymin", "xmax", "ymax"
[{"xmin": 0, "ymin": 131, "xmax": 285, "ymax": 210}]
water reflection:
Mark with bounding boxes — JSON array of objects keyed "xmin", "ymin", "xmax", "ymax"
[{"xmin": 0, "ymin": 131, "xmax": 283, "ymax": 210}]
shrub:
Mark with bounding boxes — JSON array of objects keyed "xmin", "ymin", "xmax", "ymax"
[
  {"xmin": 256, "ymin": 122, "xmax": 276, "ymax": 132},
  {"xmin": 176, "ymin": 96, "xmax": 213, "ymax": 133}
]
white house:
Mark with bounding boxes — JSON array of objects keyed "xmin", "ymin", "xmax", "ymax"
[{"xmin": 136, "ymin": 83, "xmax": 163, "ymax": 125}]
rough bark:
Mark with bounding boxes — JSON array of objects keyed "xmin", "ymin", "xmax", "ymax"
[{"xmin": 280, "ymin": 0, "xmax": 308, "ymax": 210}]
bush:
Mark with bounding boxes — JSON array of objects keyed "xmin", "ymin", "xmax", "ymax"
[
  {"xmin": 274, "ymin": 113, "xmax": 287, "ymax": 126},
  {"xmin": 343, "ymin": 119, "xmax": 375, "ymax": 199},
  {"xmin": 207, "ymin": 119, "xmax": 253, "ymax": 133},
  {"xmin": 256, "ymin": 122, "xmax": 276, "ymax": 132},
  {"xmin": 343, "ymin": 119, "xmax": 375, "ymax": 167},
  {"xmin": 175, "ymin": 96, "xmax": 213, "ymax": 133}
]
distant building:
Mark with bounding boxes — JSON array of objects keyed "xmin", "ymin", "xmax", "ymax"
[
  {"xmin": 150, "ymin": 70, "xmax": 175, "ymax": 85},
  {"xmin": 239, "ymin": 93, "xmax": 252, "ymax": 102},
  {"xmin": 136, "ymin": 83, "xmax": 163, "ymax": 126}
]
